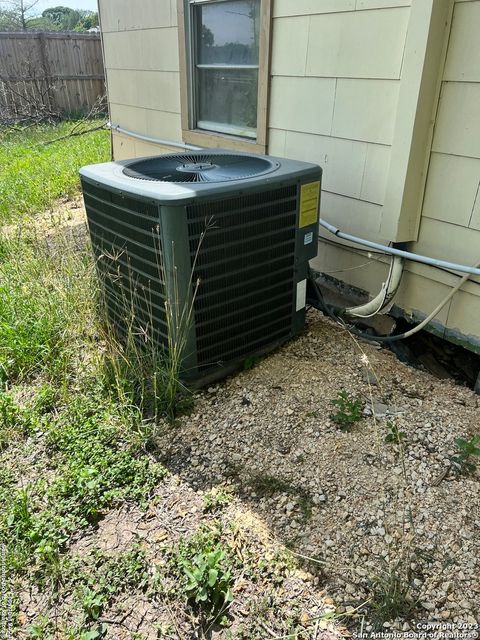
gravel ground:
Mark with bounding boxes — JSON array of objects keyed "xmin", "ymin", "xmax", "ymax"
[
  {"xmin": 157, "ymin": 310, "xmax": 480, "ymax": 631},
  {"xmin": 8, "ymin": 202, "xmax": 479, "ymax": 636}
]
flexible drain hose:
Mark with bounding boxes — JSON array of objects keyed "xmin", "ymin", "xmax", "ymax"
[
  {"xmin": 345, "ymin": 255, "xmax": 405, "ymax": 318},
  {"xmin": 308, "ymin": 259, "xmax": 480, "ymax": 343}
]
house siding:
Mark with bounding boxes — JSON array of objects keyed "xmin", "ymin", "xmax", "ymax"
[
  {"xmin": 268, "ymin": 2, "xmax": 409, "ymax": 246},
  {"xmin": 99, "ymin": 0, "xmax": 183, "ymax": 158},
  {"xmin": 311, "ymin": 0, "xmax": 480, "ymax": 350}
]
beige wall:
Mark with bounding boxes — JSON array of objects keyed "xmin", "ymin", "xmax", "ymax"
[
  {"xmin": 99, "ymin": 0, "xmax": 183, "ymax": 158},
  {"xmin": 311, "ymin": 0, "xmax": 480, "ymax": 350},
  {"xmin": 99, "ymin": 0, "xmax": 480, "ymax": 351},
  {"xmin": 268, "ymin": 1, "xmax": 410, "ymax": 238}
]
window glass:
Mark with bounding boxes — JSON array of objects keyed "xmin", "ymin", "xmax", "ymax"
[
  {"xmin": 197, "ymin": 68, "xmax": 258, "ymax": 135},
  {"xmin": 191, "ymin": 0, "xmax": 260, "ymax": 138},
  {"xmin": 196, "ymin": 1, "xmax": 260, "ymax": 65}
]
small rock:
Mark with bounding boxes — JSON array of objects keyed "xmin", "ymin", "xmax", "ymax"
[
  {"xmin": 362, "ymin": 370, "xmax": 379, "ymax": 385},
  {"xmin": 299, "ymin": 612, "xmax": 310, "ymax": 625},
  {"xmin": 459, "ymin": 528, "xmax": 473, "ymax": 540}
]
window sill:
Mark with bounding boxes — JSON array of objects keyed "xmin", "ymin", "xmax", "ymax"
[{"xmin": 182, "ymin": 128, "xmax": 266, "ymax": 154}]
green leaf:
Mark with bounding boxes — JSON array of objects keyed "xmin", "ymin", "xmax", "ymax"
[{"xmin": 208, "ymin": 568, "xmax": 218, "ymax": 587}]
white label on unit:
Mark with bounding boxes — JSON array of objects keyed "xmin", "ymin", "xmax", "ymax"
[
  {"xmin": 304, "ymin": 232, "xmax": 313, "ymax": 245},
  {"xmin": 296, "ymin": 279, "xmax": 307, "ymax": 311}
]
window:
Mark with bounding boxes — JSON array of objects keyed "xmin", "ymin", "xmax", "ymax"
[{"xmin": 179, "ymin": 0, "xmax": 272, "ymax": 152}]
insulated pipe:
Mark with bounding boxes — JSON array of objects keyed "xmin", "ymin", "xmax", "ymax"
[
  {"xmin": 107, "ymin": 122, "xmax": 203, "ymax": 151},
  {"xmin": 346, "ymin": 255, "xmax": 405, "ymax": 318},
  {"xmin": 319, "ymin": 218, "xmax": 480, "ymax": 277}
]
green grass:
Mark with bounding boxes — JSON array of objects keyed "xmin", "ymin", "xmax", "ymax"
[
  {"xmin": 0, "ymin": 389, "xmax": 165, "ymax": 581},
  {"xmin": 0, "ymin": 120, "xmax": 298, "ymax": 638},
  {"xmin": 0, "ymin": 234, "xmax": 95, "ymax": 386},
  {"xmin": 0, "ymin": 120, "xmax": 201, "ymax": 635},
  {"xmin": 0, "ymin": 120, "xmax": 110, "ymax": 223}
]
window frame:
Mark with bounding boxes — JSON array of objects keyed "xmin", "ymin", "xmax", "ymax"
[{"xmin": 178, "ymin": 0, "xmax": 272, "ymax": 154}]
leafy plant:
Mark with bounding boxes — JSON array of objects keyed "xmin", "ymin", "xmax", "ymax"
[
  {"xmin": 330, "ymin": 390, "xmax": 363, "ymax": 431},
  {"xmin": 385, "ymin": 421, "xmax": 407, "ymax": 445},
  {"xmin": 79, "ymin": 587, "xmax": 105, "ymax": 621},
  {"xmin": 450, "ymin": 435, "xmax": 480, "ymax": 475},
  {"xmin": 78, "ymin": 624, "xmax": 107, "ymax": 640},
  {"xmin": 202, "ymin": 488, "xmax": 232, "ymax": 512},
  {"xmin": 26, "ymin": 616, "xmax": 54, "ymax": 638},
  {"xmin": 176, "ymin": 529, "xmax": 234, "ymax": 619},
  {"xmin": 182, "ymin": 547, "xmax": 233, "ymax": 614}
]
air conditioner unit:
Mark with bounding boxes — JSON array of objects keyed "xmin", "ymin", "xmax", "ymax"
[{"xmin": 80, "ymin": 151, "xmax": 322, "ymax": 385}]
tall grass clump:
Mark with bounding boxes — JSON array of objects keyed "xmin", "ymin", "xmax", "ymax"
[
  {"xmin": 0, "ymin": 231, "xmax": 96, "ymax": 387},
  {"xmin": 98, "ymin": 233, "xmax": 203, "ymax": 422}
]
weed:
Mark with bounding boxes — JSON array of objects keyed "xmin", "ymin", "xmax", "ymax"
[
  {"xmin": 0, "ymin": 397, "xmax": 165, "ymax": 581},
  {"xmin": 97, "ymin": 225, "xmax": 207, "ymax": 422},
  {"xmin": 385, "ymin": 421, "xmax": 407, "ymax": 445},
  {"xmin": 174, "ymin": 527, "xmax": 234, "ymax": 621},
  {"xmin": 33, "ymin": 383, "xmax": 58, "ymax": 414},
  {"xmin": 78, "ymin": 624, "xmax": 107, "ymax": 640},
  {"xmin": 0, "ymin": 392, "xmax": 29, "ymax": 449},
  {"xmin": 182, "ymin": 548, "xmax": 233, "ymax": 617},
  {"xmin": 79, "ymin": 587, "xmax": 105, "ymax": 621},
  {"xmin": 69, "ymin": 546, "xmax": 150, "ymax": 615},
  {"xmin": 0, "ymin": 391, "xmax": 40, "ymax": 449},
  {"xmin": 450, "ymin": 435, "xmax": 480, "ymax": 475},
  {"xmin": 203, "ymin": 488, "xmax": 232, "ymax": 512},
  {"xmin": 25, "ymin": 616, "xmax": 54, "ymax": 638},
  {"xmin": 369, "ymin": 557, "xmax": 414, "ymax": 629},
  {"xmin": 330, "ymin": 390, "xmax": 363, "ymax": 431},
  {"xmin": 243, "ymin": 355, "xmax": 261, "ymax": 370}
]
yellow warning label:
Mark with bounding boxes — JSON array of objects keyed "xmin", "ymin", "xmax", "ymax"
[{"xmin": 299, "ymin": 181, "xmax": 320, "ymax": 228}]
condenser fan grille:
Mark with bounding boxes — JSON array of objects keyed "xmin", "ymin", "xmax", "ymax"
[{"xmin": 122, "ymin": 153, "xmax": 280, "ymax": 183}]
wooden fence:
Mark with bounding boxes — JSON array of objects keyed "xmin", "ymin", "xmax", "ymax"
[{"xmin": 0, "ymin": 31, "xmax": 105, "ymax": 121}]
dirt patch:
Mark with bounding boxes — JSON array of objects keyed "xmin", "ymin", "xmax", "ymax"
[
  {"xmin": 70, "ymin": 475, "xmax": 204, "ymax": 556},
  {"xmin": 156, "ymin": 312, "xmax": 480, "ymax": 629}
]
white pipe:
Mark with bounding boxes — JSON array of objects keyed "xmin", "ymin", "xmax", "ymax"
[
  {"xmin": 319, "ymin": 218, "xmax": 480, "ymax": 277},
  {"xmin": 346, "ymin": 255, "xmax": 405, "ymax": 318},
  {"xmin": 107, "ymin": 122, "xmax": 203, "ymax": 151},
  {"xmin": 390, "ymin": 258, "xmax": 480, "ymax": 340}
]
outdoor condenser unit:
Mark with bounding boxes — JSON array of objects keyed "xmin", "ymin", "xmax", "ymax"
[{"xmin": 80, "ymin": 150, "xmax": 322, "ymax": 385}]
